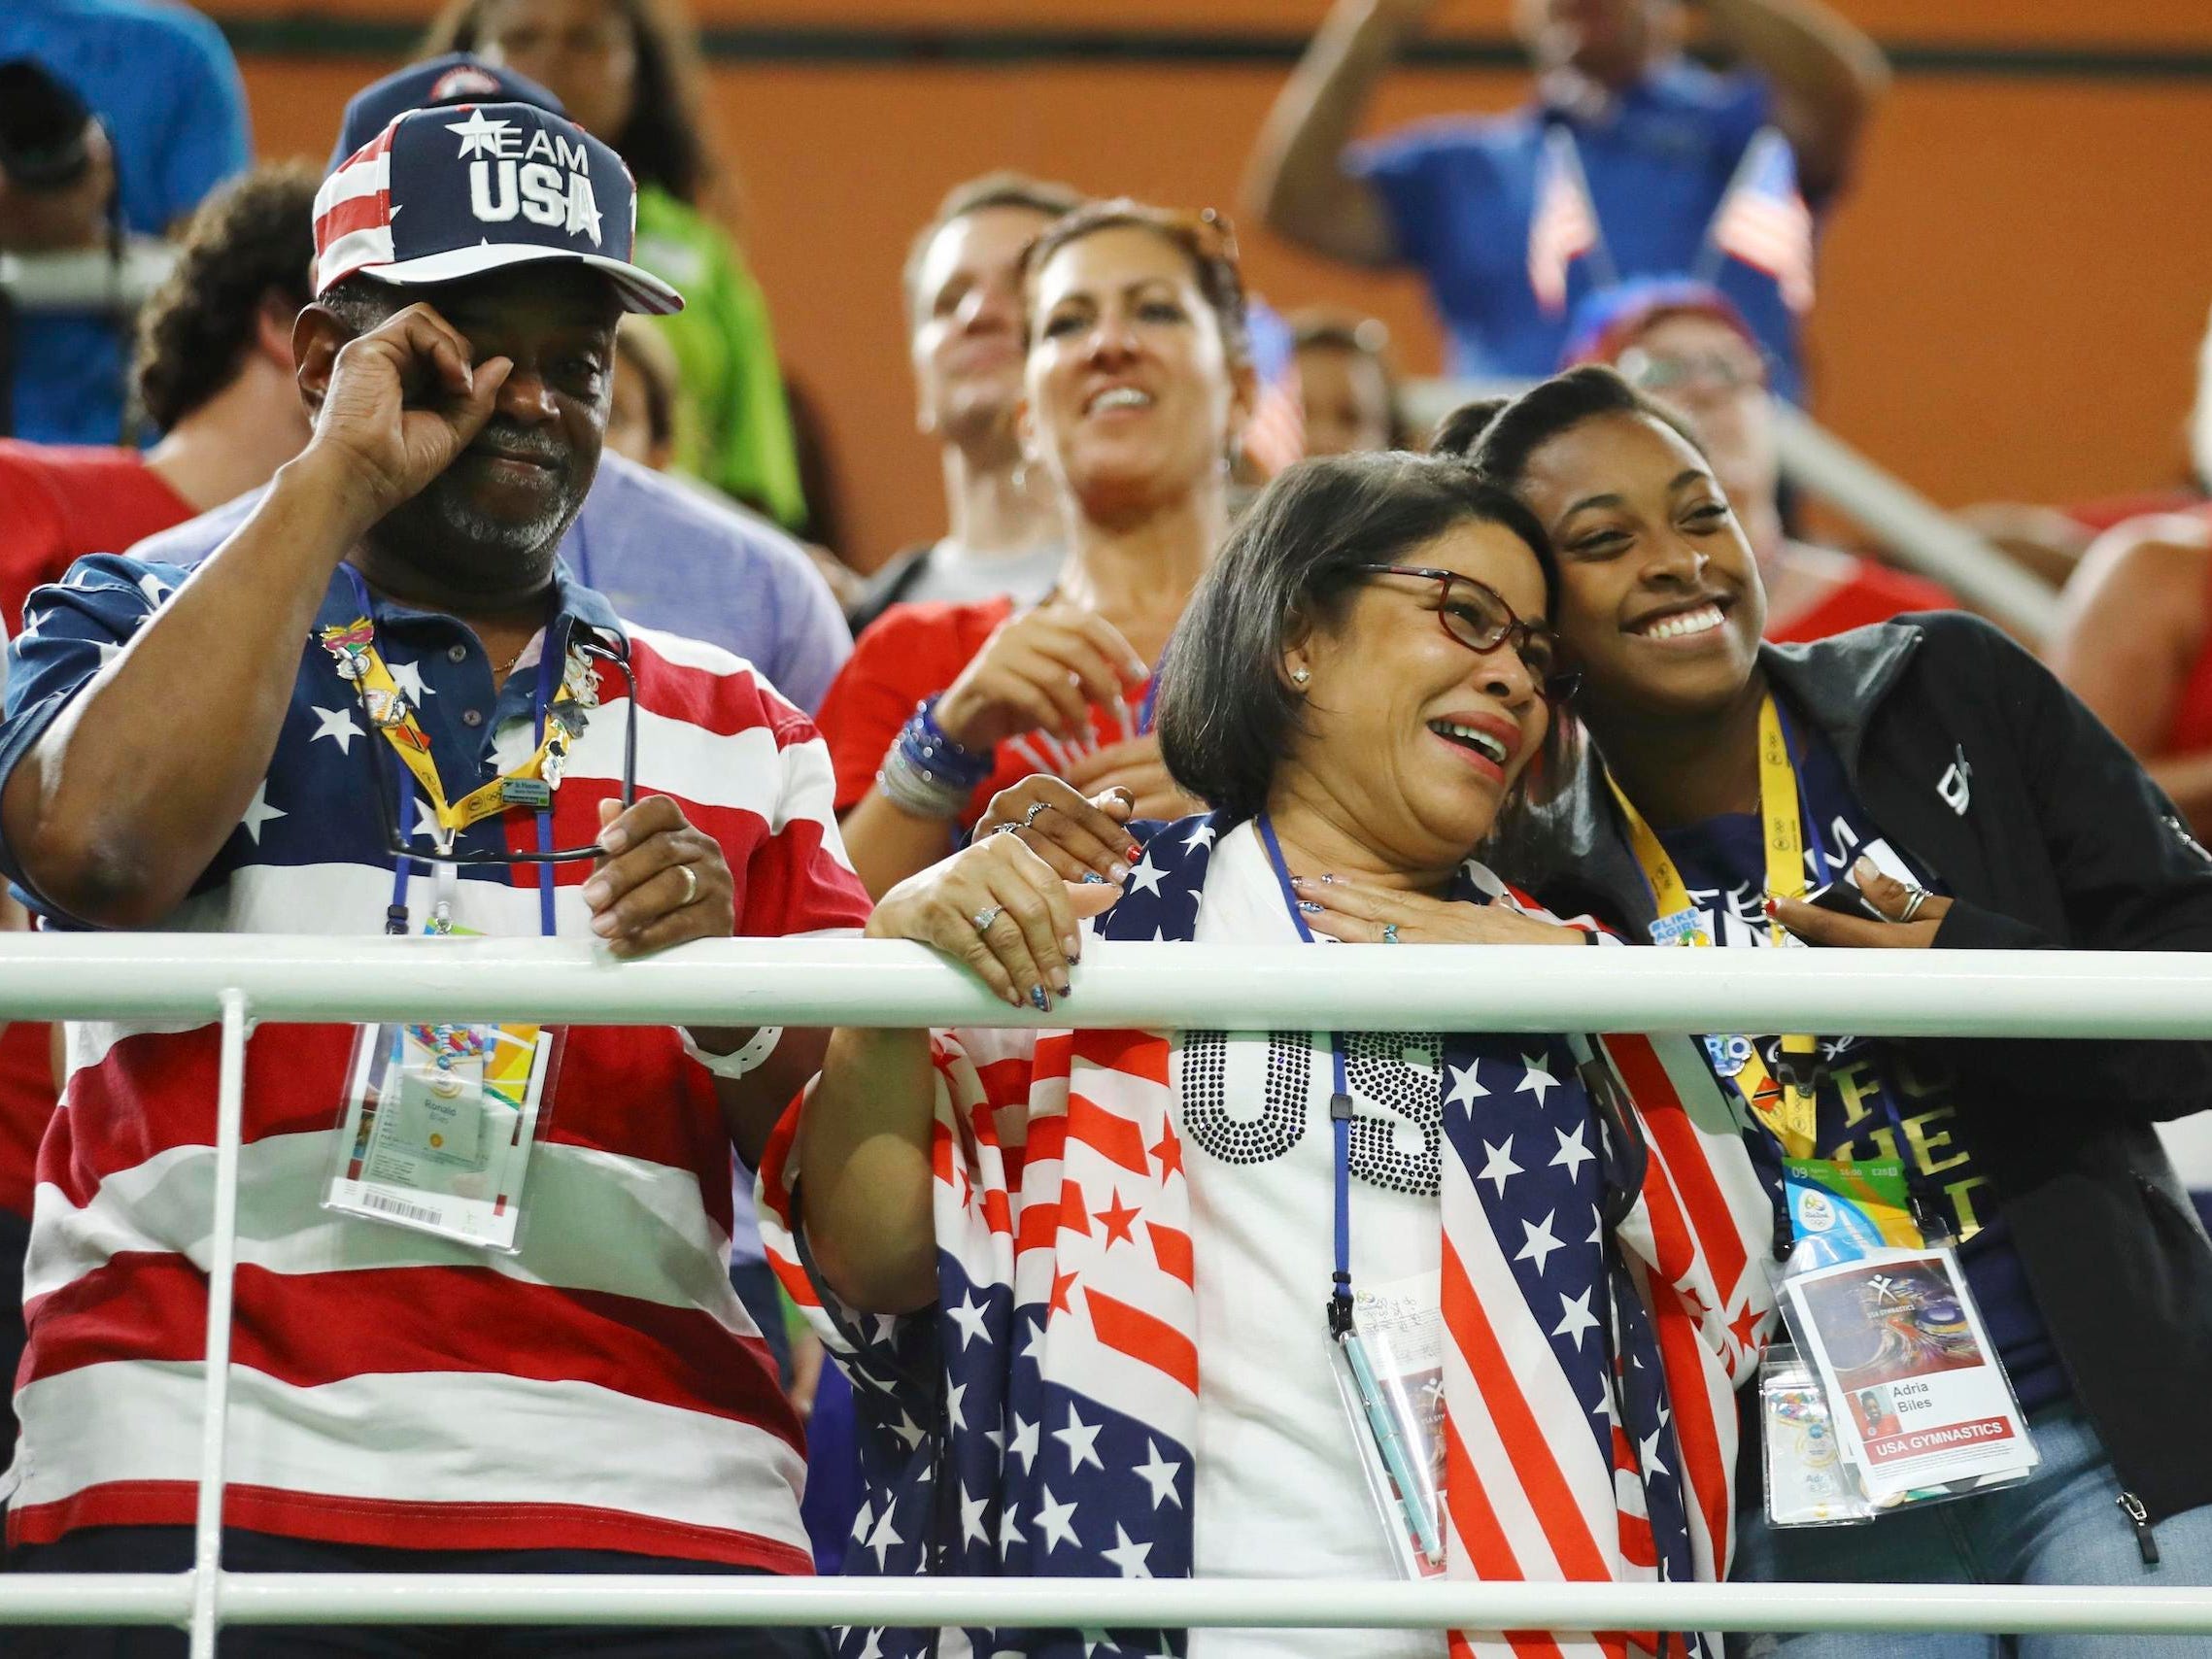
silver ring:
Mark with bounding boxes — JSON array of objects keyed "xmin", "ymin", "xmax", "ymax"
[
  {"xmin": 972, "ymin": 905, "xmax": 1002, "ymax": 935},
  {"xmin": 675, "ymin": 863, "xmax": 699, "ymax": 907},
  {"xmin": 1896, "ymin": 885, "xmax": 1930, "ymax": 924},
  {"xmin": 1381, "ymin": 922, "xmax": 1401, "ymax": 944},
  {"xmin": 1021, "ymin": 799, "xmax": 1054, "ymax": 829}
]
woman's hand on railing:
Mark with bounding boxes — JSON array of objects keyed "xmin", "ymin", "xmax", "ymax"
[
  {"xmin": 973, "ymin": 775, "xmax": 1140, "ymax": 885},
  {"xmin": 869, "ymin": 832, "xmax": 1123, "ymax": 1011},
  {"xmin": 1291, "ymin": 874, "xmax": 1591, "ymax": 946}
]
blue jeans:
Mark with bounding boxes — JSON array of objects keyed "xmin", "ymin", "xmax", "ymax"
[{"xmin": 1730, "ymin": 1403, "xmax": 2212, "ymax": 1657}]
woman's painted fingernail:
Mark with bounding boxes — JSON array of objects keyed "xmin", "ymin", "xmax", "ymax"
[
  {"xmin": 1298, "ymin": 899, "xmax": 1324, "ymax": 915},
  {"xmin": 591, "ymin": 910, "xmax": 619, "ymax": 935},
  {"xmin": 1126, "ymin": 845, "xmax": 1143, "ymax": 863},
  {"xmin": 1320, "ymin": 873, "xmax": 1340, "ymax": 885},
  {"xmin": 1762, "ymin": 897, "xmax": 1779, "ymax": 917},
  {"xmin": 1288, "ymin": 874, "xmax": 1307, "ymax": 889},
  {"xmin": 1062, "ymin": 933, "xmax": 1080, "ymax": 959},
  {"xmin": 580, "ymin": 878, "xmax": 610, "ymax": 908},
  {"xmin": 1108, "ymin": 862, "xmax": 1130, "ymax": 883},
  {"xmin": 1081, "ymin": 871, "xmax": 1107, "ymax": 885},
  {"xmin": 1853, "ymin": 855, "xmax": 1880, "ymax": 883},
  {"xmin": 1056, "ymin": 980, "xmax": 1072, "ymax": 999},
  {"xmin": 1030, "ymin": 986, "xmax": 1051, "ymax": 1012}
]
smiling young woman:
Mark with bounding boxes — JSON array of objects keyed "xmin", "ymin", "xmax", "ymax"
[
  {"xmin": 1441, "ymin": 365, "xmax": 2212, "ymax": 1650},
  {"xmin": 815, "ymin": 199, "xmax": 1259, "ymax": 900}
]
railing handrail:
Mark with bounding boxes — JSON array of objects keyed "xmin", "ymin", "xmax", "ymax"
[{"xmin": 2, "ymin": 932, "xmax": 2210, "ymax": 1037}]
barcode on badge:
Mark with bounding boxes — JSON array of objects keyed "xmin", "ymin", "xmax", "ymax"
[{"xmin": 359, "ymin": 1190, "xmax": 442, "ymax": 1226}]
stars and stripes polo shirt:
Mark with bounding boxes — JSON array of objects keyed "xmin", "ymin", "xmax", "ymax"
[{"xmin": 0, "ymin": 550, "xmax": 870, "ymax": 1564}]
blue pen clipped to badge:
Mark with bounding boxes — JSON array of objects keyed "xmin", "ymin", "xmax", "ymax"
[{"xmin": 1337, "ymin": 1324, "xmax": 1446, "ymax": 1567}]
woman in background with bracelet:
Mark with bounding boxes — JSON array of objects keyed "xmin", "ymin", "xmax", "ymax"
[{"xmin": 814, "ymin": 198, "xmax": 1256, "ymax": 898}]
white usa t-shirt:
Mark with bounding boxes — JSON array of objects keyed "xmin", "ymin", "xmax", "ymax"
[{"xmin": 1176, "ymin": 822, "xmax": 1446, "ymax": 1659}]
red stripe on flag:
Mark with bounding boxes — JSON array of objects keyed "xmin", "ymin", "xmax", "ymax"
[
  {"xmin": 1647, "ymin": 1276, "xmax": 1730, "ymax": 1564},
  {"xmin": 1604, "ymin": 1034, "xmax": 1750, "ymax": 1295},
  {"xmin": 1084, "ymin": 1285, "xmax": 1200, "ymax": 1394},
  {"xmin": 1066, "ymin": 1091, "xmax": 1152, "ymax": 1175},
  {"xmin": 1076, "ymin": 1030, "xmax": 1170, "ymax": 1087},
  {"xmin": 1147, "ymin": 1221, "xmax": 1194, "ymax": 1287},
  {"xmin": 1440, "ymin": 1235, "xmax": 1614, "ymax": 1581},
  {"xmin": 1438, "ymin": 1414, "xmax": 1564, "ymax": 1659}
]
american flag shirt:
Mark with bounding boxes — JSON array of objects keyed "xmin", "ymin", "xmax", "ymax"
[
  {"xmin": 759, "ymin": 816, "xmax": 1773, "ymax": 1659},
  {"xmin": 0, "ymin": 552, "xmax": 871, "ymax": 1564}
]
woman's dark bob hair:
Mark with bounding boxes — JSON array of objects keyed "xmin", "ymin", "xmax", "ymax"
[
  {"xmin": 1157, "ymin": 450, "xmax": 1557, "ymax": 825},
  {"xmin": 1428, "ymin": 363, "xmax": 1705, "ymax": 485}
]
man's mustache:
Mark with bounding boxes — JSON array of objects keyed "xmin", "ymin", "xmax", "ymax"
[{"xmin": 464, "ymin": 420, "xmax": 570, "ymax": 467}]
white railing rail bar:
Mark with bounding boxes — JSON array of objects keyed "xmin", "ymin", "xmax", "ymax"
[
  {"xmin": 3, "ymin": 937, "xmax": 2210, "ymax": 1642},
  {"xmin": 3, "ymin": 934, "xmax": 2212, "ymax": 1039},
  {"xmin": 1400, "ymin": 377, "xmax": 2059, "ymax": 646},
  {"xmin": 7, "ymin": 1573, "xmax": 2212, "ymax": 1635}
]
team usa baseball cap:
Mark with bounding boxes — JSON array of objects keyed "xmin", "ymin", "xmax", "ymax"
[
  {"xmin": 327, "ymin": 53, "xmax": 566, "ymax": 173},
  {"xmin": 313, "ymin": 101, "xmax": 684, "ymax": 317}
]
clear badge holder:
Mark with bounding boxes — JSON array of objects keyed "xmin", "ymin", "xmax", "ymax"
[
  {"xmin": 1760, "ymin": 1343, "xmax": 1875, "ymax": 1527},
  {"xmin": 324, "ymin": 1018, "xmax": 562, "ymax": 1253},
  {"xmin": 1773, "ymin": 1237, "xmax": 2040, "ymax": 1518},
  {"xmin": 1330, "ymin": 1277, "xmax": 1448, "ymax": 1579}
]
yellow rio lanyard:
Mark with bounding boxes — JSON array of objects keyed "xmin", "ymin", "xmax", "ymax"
[
  {"xmin": 319, "ymin": 611, "xmax": 589, "ymax": 846},
  {"xmin": 1608, "ymin": 694, "xmax": 1821, "ymax": 1160}
]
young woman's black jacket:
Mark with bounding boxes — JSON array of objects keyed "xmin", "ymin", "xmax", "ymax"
[{"xmin": 1515, "ymin": 611, "xmax": 2212, "ymax": 1533}]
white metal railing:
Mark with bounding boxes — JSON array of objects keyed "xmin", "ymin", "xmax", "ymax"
[
  {"xmin": 4, "ymin": 935, "xmax": 2212, "ymax": 1654},
  {"xmin": 1402, "ymin": 377, "xmax": 2060, "ymax": 646}
]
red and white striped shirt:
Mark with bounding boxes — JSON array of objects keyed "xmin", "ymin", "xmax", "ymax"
[{"xmin": 0, "ymin": 555, "xmax": 871, "ymax": 1564}]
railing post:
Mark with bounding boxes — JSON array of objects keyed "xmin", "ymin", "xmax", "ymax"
[{"xmin": 187, "ymin": 989, "xmax": 251, "ymax": 1657}]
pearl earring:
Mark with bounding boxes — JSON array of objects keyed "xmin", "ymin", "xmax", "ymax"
[{"xmin": 1291, "ymin": 667, "xmax": 1310, "ymax": 685}]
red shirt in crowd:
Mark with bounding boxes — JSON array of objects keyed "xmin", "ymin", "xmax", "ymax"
[
  {"xmin": 817, "ymin": 596, "xmax": 1154, "ymax": 830},
  {"xmin": 0, "ymin": 440, "xmax": 200, "ymax": 1218},
  {"xmin": 1764, "ymin": 552, "xmax": 1955, "ymax": 647}
]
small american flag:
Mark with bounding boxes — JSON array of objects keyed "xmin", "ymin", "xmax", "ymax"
[
  {"xmin": 1527, "ymin": 125, "xmax": 1602, "ymax": 316},
  {"xmin": 1705, "ymin": 129, "xmax": 1816, "ymax": 314},
  {"xmin": 1242, "ymin": 297, "xmax": 1306, "ymax": 479}
]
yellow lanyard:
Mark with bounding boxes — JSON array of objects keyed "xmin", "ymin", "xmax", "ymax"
[
  {"xmin": 320, "ymin": 616, "xmax": 591, "ymax": 844},
  {"xmin": 1608, "ymin": 694, "xmax": 1821, "ymax": 1160}
]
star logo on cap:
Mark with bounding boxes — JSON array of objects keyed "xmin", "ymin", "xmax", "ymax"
[{"xmin": 446, "ymin": 107, "xmax": 513, "ymax": 159}]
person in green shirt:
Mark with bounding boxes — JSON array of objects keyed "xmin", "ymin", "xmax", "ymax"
[{"xmin": 426, "ymin": 0, "xmax": 809, "ymax": 531}]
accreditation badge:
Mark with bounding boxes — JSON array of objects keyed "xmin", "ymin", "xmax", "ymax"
[
  {"xmin": 1330, "ymin": 1270, "xmax": 1448, "ymax": 1580},
  {"xmin": 324, "ymin": 1017, "xmax": 561, "ymax": 1253}
]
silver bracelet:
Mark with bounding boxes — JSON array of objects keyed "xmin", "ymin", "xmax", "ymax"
[
  {"xmin": 680, "ymin": 1024, "xmax": 784, "ymax": 1080},
  {"xmin": 877, "ymin": 741, "xmax": 973, "ymax": 820}
]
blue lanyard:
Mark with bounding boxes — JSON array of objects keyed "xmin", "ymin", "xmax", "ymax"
[
  {"xmin": 339, "ymin": 566, "xmax": 562, "ymax": 939},
  {"xmin": 1255, "ymin": 814, "xmax": 1355, "ymax": 1328}
]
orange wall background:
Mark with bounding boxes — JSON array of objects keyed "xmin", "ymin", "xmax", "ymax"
[{"xmin": 229, "ymin": 3, "xmax": 2212, "ymax": 571}]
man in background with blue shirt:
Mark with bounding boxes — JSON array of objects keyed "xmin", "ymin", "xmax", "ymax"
[
  {"xmin": 1244, "ymin": 0, "xmax": 1887, "ymax": 398},
  {"xmin": 0, "ymin": 0, "xmax": 250, "ymax": 443}
]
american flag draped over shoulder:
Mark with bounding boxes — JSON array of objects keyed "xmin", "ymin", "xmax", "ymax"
[{"xmin": 758, "ymin": 815, "xmax": 1774, "ymax": 1659}]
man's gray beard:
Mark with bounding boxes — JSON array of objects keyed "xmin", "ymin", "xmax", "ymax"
[{"xmin": 395, "ymin": 472, "xmax": 587, "ymax": 590}]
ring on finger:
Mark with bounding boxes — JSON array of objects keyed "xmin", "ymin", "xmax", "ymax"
[
  {"xmin": 1021, "ymin": 800, "xmax": 1054, "ymax": 829},
  {"xmin": 675, "ymin": 863, "xmax": 699, "ymax": 907},
  {"xmin": 1896, "ymin": 885, "xmax": 1931, "ymax": 924},
  {"xmin": 972, "ymin": 905, "xmax": 1002, "ymax": 935},
  {"xmin": 1381, "ymin": 922, "xmax": 1401, "ymax": 944}
]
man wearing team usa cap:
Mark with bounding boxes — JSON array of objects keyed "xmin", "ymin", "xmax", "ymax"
[{"xmin": 0, "ymin": 98, "xmax": 858, "ymax": 1657}]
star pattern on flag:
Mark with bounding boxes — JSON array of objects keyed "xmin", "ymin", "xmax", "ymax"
[
  {"xmin": 1478, "ymin": 1135, "xmax": 1522, "ymax": 1197},
  {"xmin": 1550, "ymin": 1121, "xmax": 1595, "ymax": 1181},
  {"xmin": 949, "ymin": 1292, "xmax": 991, "ymax": 1349},
  {"xmin": 1124, "ymin": 853, "xmax": 1167, "ymax": 897},
  {"xmin": 1552, "ymin": 1287, "xmax": 1601, "ymax": 1349},
  {"xmin": 1515, "ymin": 1209, "xmax": 1564, "ymax": 1275},
  {"xmin": 1054, "ymin": 1404, "xmax": 1106, "ymax": 1473},
  {"xmin": 1445, "ymin": 1061, "xmax": 1488, "ymax": 1111},
  {"xmin": 1517, "ymin": 1052, "xmax": 1558, "ymax": 1104},
  {"xmin": 239, "ymin": 780, "xmax": 287, "ymax": 844},
  {"xmin": 310, "ymin": 705, "xmax": 363, "ymax": 755},
  {"xmin": 386, "ymin": 658, "xmax": 434, "ymax": 704}
]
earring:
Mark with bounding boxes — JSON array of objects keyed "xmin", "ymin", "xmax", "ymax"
[
  {"xmin": 1291, "ymin": 667, "xmax": 1310, "ymax": 686},
  {"xmin": 1012, "ymin": 460, "xmax": 1029, "ymax": 491}
]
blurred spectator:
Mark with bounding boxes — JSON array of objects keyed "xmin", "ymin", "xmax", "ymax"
[
  {"xmin": 606, "ymin": 312, "xmax": 680, "ymax": 472},
  {"xmin": 1288, "ymin": 307, "xmax": 1404, "ymax": 455},
  {"xmin": 1566, "ymin": 276, "xmax": 1952, "ymax": 641},
  {"xmin": 0, "ymin": 163, "xmax": 315, "ymax": 635},
  {"xmin": 148, "ymin": 55, "xmax": 852, "ymax": 714},
  {"xmin": 847, "ymin": 173, "xmax": 1084, "ymax": 635},
  {"xmin": 818, "ymin": 199, "xmax": 1256, "ymax": 898},
  {"xmin": 1244, "ymin": 0, "xmax": 1887, "ymax": 398},
  {"xmin": 0, "ymin": 0, "xmax": 250, "ymax": 444},
  {"xmin": 427, "ymin": 0, "xmax": 810, "ymax": 532}
]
